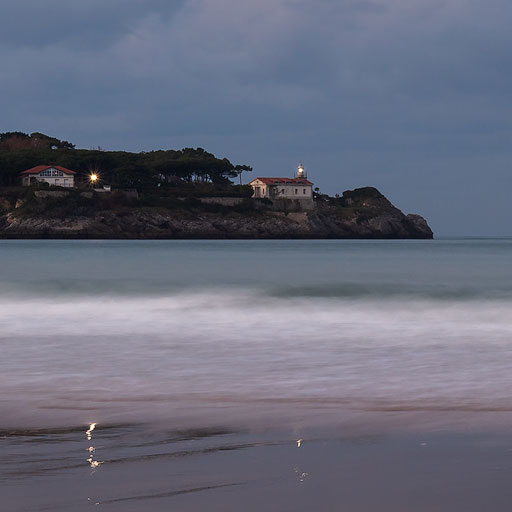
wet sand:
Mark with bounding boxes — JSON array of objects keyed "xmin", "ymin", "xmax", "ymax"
[{"xmin": 3, "ymin": 422, "xmax": 512, "ymax": 511}]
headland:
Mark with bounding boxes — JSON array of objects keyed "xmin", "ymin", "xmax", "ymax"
[
  {"xmin": 0, "ymin": 185, "xmax": 432, "ymax": 239},
  {"xmin": 0, "ymin": 131, "xmax": 433, "ymax": 239}
]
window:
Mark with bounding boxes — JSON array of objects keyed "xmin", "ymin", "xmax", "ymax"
[
  {"xmin": 39, "ymin": 168, "xmax": 63, "ymax": 177},
  {"xmin": 303, "ymin": 189, "xmax": 306, "ymax": 194},
  {"xmin": 295, "ymin": 189, "xmax": 298, "ymax": 195},
  {"xmin": 281, "ymin": 189, "xmax": 285, "ymax": 194}
]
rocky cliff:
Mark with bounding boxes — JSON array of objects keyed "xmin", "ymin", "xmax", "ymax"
[{"xmin": 0, "ymin": 187, "xmax": 433, "ymax": 239}]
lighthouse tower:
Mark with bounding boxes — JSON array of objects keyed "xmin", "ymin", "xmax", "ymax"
[{"xmin": 296, "ymin": 163, "xmax": 306, "ymax": 179}]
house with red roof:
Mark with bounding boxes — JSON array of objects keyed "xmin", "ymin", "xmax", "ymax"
[
  {"xmin": 248, "ymin": 164, "xmax": 314, "ymax": 210},
  {"xmin": 20, "ymin": 165, "xmax": 76, "ymax": 188}
]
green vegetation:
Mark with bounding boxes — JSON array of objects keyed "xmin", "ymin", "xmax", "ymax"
[
  {"xmin": 0, "ymin": 132, "xmax": 253, "ymax": 189},
  {"xmin": 3, "ymin": 184, "xmax": 259, "ymax": 220},
  {"xmin": 321, "ymin": 187, "xmax": 393, "ymax": 211}
]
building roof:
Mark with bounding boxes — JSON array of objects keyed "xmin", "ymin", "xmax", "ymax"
[
  {"xmin": 250, "ymin": 177, "xmax": 313, "ymax": 186},
  {"xmin": 20, "ymin": 165, "xmax": 76, "ymax": 175}
]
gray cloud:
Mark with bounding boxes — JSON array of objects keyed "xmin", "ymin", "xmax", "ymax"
[{"xmin": 2, "ymin": 0, "xmax": 512, "ymax": 235}]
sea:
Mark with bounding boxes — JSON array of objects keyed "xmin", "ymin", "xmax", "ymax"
[{"xmin": 2, "ymin": 239, "xmax": 512, "ymax": 511}]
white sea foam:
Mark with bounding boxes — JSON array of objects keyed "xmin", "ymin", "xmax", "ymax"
[
  {"xmin": 2, "ymin": 239, "xmax": 512, "ymax": 429},
  {"xmin": 2, "ymin": 287, "xmax": 512, "ymax": 429}
]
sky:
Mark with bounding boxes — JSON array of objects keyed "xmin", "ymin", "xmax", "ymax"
[{"xmin": 2, "ymin": 0, "xmax": 511, "ymax": 236}]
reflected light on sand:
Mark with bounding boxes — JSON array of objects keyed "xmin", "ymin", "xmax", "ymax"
[
  {"xmin": 85, "ymin": 423, "xmax": 103, "ymax": 469},
  {"xmin": 87, "ymin": 456, "xmax": 103, "ymax": 469},
  {"xmin": 293, "ymin": 466, "xmax": 309, "ymax": 483},
  {"xmin": 86, "ymin": 423, "xmax": 96, "ymax": 441}
]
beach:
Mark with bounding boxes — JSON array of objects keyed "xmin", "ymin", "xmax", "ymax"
[
  {"xmin": 4, "ymin": 424, "xmax": 512, "ymax": 511},
  {"xmin": 2, "ymin": 239, "xmax": 512, "ymax": 510}
]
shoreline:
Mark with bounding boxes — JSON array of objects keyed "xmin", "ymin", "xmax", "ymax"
[
  {"xmin": 4, "ymin": 421, "xmax": 512, "ymax": 511},
  {"xmin": 0, "ymin": 233, "xmax": 435, "ymax": 240}
]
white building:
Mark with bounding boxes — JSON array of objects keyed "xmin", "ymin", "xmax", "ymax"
[
  {"xmin": 21, "ymin": 165, "xmax": 76, "ymax": 188},
  {"xmin": 248, "ymin": 164, "xmax": 314, "ymax": 209}
]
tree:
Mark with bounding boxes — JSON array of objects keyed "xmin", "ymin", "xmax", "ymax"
[
  {"xmin": 0, "ymin": 132, "xmax": 252, "ymax": 190},
  {"xmin": 0, "ymin": 132, "xmax": 75, "ymax": 151},
  {"xmin": 234, "ymin": 165, "xmax": 253, "ymax": 185}
]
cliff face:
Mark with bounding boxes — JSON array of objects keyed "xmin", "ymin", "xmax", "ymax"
[{"xmin": 0, "ymin": 187, "xmax": 433, "ymax": 239}]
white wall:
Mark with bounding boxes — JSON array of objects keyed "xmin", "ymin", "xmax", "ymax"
[
  {"xmin": 250, "ymin": 179, "xmax": 312, "ymax": 199},
  {"xmin": 274, "ymin": 185, "xmax": 312, "ymax": 198},
  {"xmin": 22, "ymin": 175, "xmax": 75, "ymax": 187}
]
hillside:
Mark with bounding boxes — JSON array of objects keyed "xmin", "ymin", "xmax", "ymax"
[{"xmin": 0, "ymin": 186, "xmax": 433, "ymax": 239}]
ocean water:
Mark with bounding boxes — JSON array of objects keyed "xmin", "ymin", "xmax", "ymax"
[
  {"xmin": 1, "ymin": 238, "xmax": 512, "ymax": 430},
  {"xmin": 3, "ymin": 239, "xmax": 512, "ymax": 510}
]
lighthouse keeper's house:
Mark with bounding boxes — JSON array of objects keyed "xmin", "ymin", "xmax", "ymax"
[{"xmin": 248, "ymin": 164, "xmax": 314, "ymax": 210}]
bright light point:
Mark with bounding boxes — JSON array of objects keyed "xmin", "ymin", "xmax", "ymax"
[
  {"xmin": 86, "ymin": 423, "xmax": 97, "ymax": 440},
  {"xmin": 296, "ymin": 439, "xmax": 302, "ymax": 448},
  {"xmin": 89, "ymin": 174, "xmax": 98, "ymax": 182}
]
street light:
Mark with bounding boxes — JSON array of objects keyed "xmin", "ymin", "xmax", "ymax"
[{"xmin": 89, "ymin": 173, "xmax": 98, "ymax": 183}]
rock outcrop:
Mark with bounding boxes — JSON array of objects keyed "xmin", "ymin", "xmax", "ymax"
[{"xmin": 0, "ymin": 187, "xmax": 433, "ymax": 239}]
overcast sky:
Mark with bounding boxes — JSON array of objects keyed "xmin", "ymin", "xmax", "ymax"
[{"xmin": 2, "ymin": 0, "xmax": 511, "ymax": 235}]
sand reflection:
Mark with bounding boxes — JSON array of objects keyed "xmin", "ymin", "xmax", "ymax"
[{"xmin": 85, "ymin": 423, "xmax": 103, "ymax": 469}]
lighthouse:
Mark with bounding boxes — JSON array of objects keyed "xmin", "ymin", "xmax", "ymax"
[
  {"xmin": 296, "ymin": 163, "xmax": 306, "ymax": 179},
  {"xmin": 247, "ymin": 161, "xmax": 314, "ymax": 210}
]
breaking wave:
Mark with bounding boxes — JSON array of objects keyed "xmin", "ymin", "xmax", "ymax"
[{"xmin": 1, "ymin": 239, "xmax": 512, "ymax": 429}]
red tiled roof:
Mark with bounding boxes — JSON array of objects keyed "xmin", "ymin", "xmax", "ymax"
[
  {"xmin": 250, "ymin": 177, "xmax": 313, "ymax": 185},
  {"xmin": 20, "ymin": 165, "xmax": 76, "ymax": 175}
]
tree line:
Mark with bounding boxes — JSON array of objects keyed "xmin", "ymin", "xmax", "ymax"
[{"xmin": 0, "ymin": 132, "xmax": 253, "ymax": 189}]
